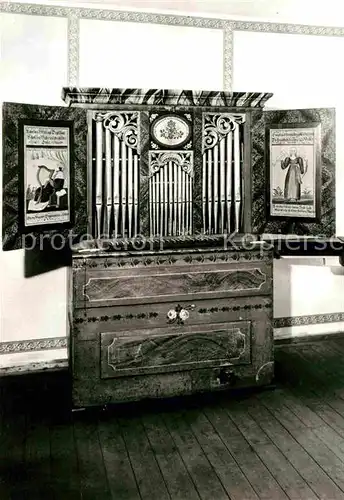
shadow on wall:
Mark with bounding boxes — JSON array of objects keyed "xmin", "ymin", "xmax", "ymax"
[{"xmin": 24, "ymin": 242, "xmax": 71, "ymax": 278}]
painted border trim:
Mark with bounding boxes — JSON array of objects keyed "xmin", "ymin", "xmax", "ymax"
[
  {"xmin": 0, "ymin": 337, "xmax": 67, "ymax": 354},
  {"xmin": 2, "ymin": 2, "xmax": 344, "ymax": 91},
  {"xmin": 274, "ymin": 312, "xmax": 344, "ymax": 329}
]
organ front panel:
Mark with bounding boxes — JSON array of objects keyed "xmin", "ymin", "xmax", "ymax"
[{"xmin": 85, "ymin": 98, "xmax": 258, "ymax": 243}]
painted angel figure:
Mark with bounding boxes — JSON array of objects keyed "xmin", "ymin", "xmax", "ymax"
[{"xmin": 281, "ymin": 147, "xmax": 305, "ymax": 201}]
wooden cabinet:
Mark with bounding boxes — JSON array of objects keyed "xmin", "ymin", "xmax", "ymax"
[{"xmin": 71, "ymin": 245, "xmax": 273, "ymax": 407}]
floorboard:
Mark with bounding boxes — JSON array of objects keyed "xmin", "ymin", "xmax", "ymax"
[
  {"xmin": 204, "ymin": 404, "xmax": 289, "ymax": 500},
  {"xmin": 162, "ymin": 409, "xmax": 230, "ymax": 500},
  {"xmin": 142, "ymin": 411, "xmax": 200, "ymax": 500},
  {"xmin": 184, "ymin": 408, "xmax": 259, "ymax": 500},
  {"xmin": 118, "ymin": 414, "xmax": 171, "ymax": 500},
  {"xmin": 97, "ymin": 415, "xmax": 141, "ymax": 500},
  {"xmin": 246, "ymin": 396, "xmax": 344, "ymax": 500},
  {"xmin": 73, "ymin": 417, "xmax": 112, "ymax": 500},
  {"xmin": 224, "ymin": 399, "xmax": 318, "ymax": 500},
  {"xmin": 2, "ymin": 338, "xmax": 344, "ymax": 499}
]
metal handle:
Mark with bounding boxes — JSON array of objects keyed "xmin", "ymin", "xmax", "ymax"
[{"xmin": 217, "ymin": 368, "xmax": 237, "ymax": 386}]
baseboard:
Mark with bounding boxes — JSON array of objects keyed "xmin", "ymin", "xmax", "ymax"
[
  {"xmin": 275, "ymin": 331, "xmax": 344, "ymax": 346},
  {"xmin": 0, "ymin": 337, "xmax": 67, "ymax": 354},
  {"xmin": 0, "ymin": 358, "xmax": 68, "ymax": 377},
  {"xmin": 274, "ymin": 312, "xmax": 344, "ymax": 329}
]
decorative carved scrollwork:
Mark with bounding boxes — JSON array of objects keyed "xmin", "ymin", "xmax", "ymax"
[
  {"xmin": 95, "ymin": 111, "xmax": 139, "ymax": 150},
  {"xmin": 203, "ymin": 113, "xmax": 246, "ymax": 152},
  {"xmin": 149, "ymin": 151, "xmax": 194, "ymax": 177}
]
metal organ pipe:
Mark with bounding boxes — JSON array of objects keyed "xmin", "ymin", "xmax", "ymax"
[
  {"xmin": 177, "ymin": 164, "xmax": 182, "ymax": 235},
  {"xmin": 202, "ymin": 155, "xmax": 206, "ymax": 233},
  {"xmin": 219, "ymin": 137, "xmax": 226, "ymax": 233},
  {"xmin": 149, "ymin": 174, "xmax": 153, "ymax": 236},
  {"xmin": 127, "ymin": 147, "xmax": 133, "ymax": 238},
  {"xmin": 133, "ymin": 154, "xmax": 139, "ymax": 237},
  {"xmin": 93, "ymin": 112, "xmax": 140, "ymax": 240},
  {"xmin": 207, "ymin": 148, "xmax": 212, "ymax": 233},
  {"xmin": 202, "ymin": 114, "xmax": 244, "ymax": 236},
  {"xmin": 164, "ymin": 164, "xmax": 168, "ymax": 237},
  {"xmin": 213, "ymin": 143, "xmax": 219, "ymax": 234},
  {"xmin": 173, "ymin": 162, "xmax": 178, "ymax": 235},
  {"xmin": 188, "ymin": 170, "xmax": 192, "ymax": 234},
  {"xmin": 121, "ymin": 140, "xmax": 127, "ymax": 237},
  {"xmin": 233, "ymin": 124, "xmax": 241, "ymax": 233},
  {"xmin": 226, "ymin": 130, "xmax": 232, "ymax": 234},
  {"xmin": 95, "ymin": 119, "xmax": 103, "ymax": 238},
  {"xmin": 160, "ymin": 167, "xmax": 164, "ymax": 237},
  {"xmin": 182, "ymin": 169, "xmax": 186, "ymax": 235},
  {"xmin": 168, "ymin": 161, "xmax": 173, "ymax": 236},
  {"xmin": 113, "ymin": 135, "xmax": 120, "ymax": 238},
  {"xmin": 105, "ymin": 128, "xmax": 112, "ymax": 238}
]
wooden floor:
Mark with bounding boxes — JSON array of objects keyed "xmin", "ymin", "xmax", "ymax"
[{"xmin": 2, "ymin": 339, "xmax": 344, "ymax": 499}]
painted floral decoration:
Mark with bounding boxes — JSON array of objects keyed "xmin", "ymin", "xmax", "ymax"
[
  {"xmin": 167, "ymin": 309, "xmax": 178, "ymax": 320},
  {"xmin": 167, "ymin": 304, "xmax": 195, "ymax": 324},
  {"xmin": 179, "ymin": 309, "xmax": 190, "ymax": 321},
  {"xmin": 160, "ymin": 120, "xmax": 184, "ymax": 141}
]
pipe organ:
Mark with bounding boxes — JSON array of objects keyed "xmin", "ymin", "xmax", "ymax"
[
  {"xmin": 61, "ymin": 88, "xmax": 275, "ymax": 408},
  {"xmin": 87, "ymin": 105, "xmax": 251, "ymax": 242}
]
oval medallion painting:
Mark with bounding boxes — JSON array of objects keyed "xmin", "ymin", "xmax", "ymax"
[{"xmin": 151, "ymin": 115, "xmax": 191, "ymax": 148}]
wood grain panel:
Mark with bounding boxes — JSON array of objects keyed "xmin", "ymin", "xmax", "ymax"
[
  {"xmin": 71, "ymin": 247, "xmax": 273, "ymax": 406},
  {"xmin": 100, "ymin": 321, "xmax": 251, "ymax": 379},
  {"xmin": 83, "ymin": 267, "xmax": 267, "ymax": 307}
]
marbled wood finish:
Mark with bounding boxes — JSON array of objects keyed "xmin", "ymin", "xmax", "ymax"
[
  {"xmin": 83, "ymin": 268, "xmax": 267, "ymax": 304},
  {"xmin": 193, "ymin": 109, "xmax": 203, "ymax": 232},
  {"xmin": 251, "ymin": 108, "xmax": 336, "ymax": 236},
  {"xmin": 2, "ymin": 102, "xmax": 88, "ymax": 251},
  {"xmin": 138, "ymin": 111, "xmax": 150, "ymax": 235},
  {"xmin": 62, "ymin": 88, "xmax": 273, "ymax": 109},
  {"xmin": 72, "ymin": 306, "xmax": 273, "ymax": 405},
  {"xmin": 71, "ymin": 246, "xmax": 273, "ymax": 406},
  {"xmin": 101, "ymin": 322, "xmax": 250, "ymax": 379}
]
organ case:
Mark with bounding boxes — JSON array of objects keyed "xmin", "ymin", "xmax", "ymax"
[
  {"xmin": 61, "ymin": 88, "xmax": 275, "ymax": 407},
  {"xmin": 7, "ymin": 89, "xmax": 320, "ymax": 406}
]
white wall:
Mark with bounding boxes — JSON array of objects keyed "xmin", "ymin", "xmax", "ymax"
[
  {"xmin": 79, "ymin": 20, "xmax": 223, "ymax": 89},
  {"xmin": 1, "ymin": 4, "xmax": 344, "ymax": 354},
  {"xmin": 0, "ymin": 11, "xmax": 224, "ymax": 348},
  {"xmin": 232, "ymin": 30, "xmax": 344, "ymax": 335},
  {"xmin": 0, "ymin": 13, "xmax": 69, "ymax": 345}
]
